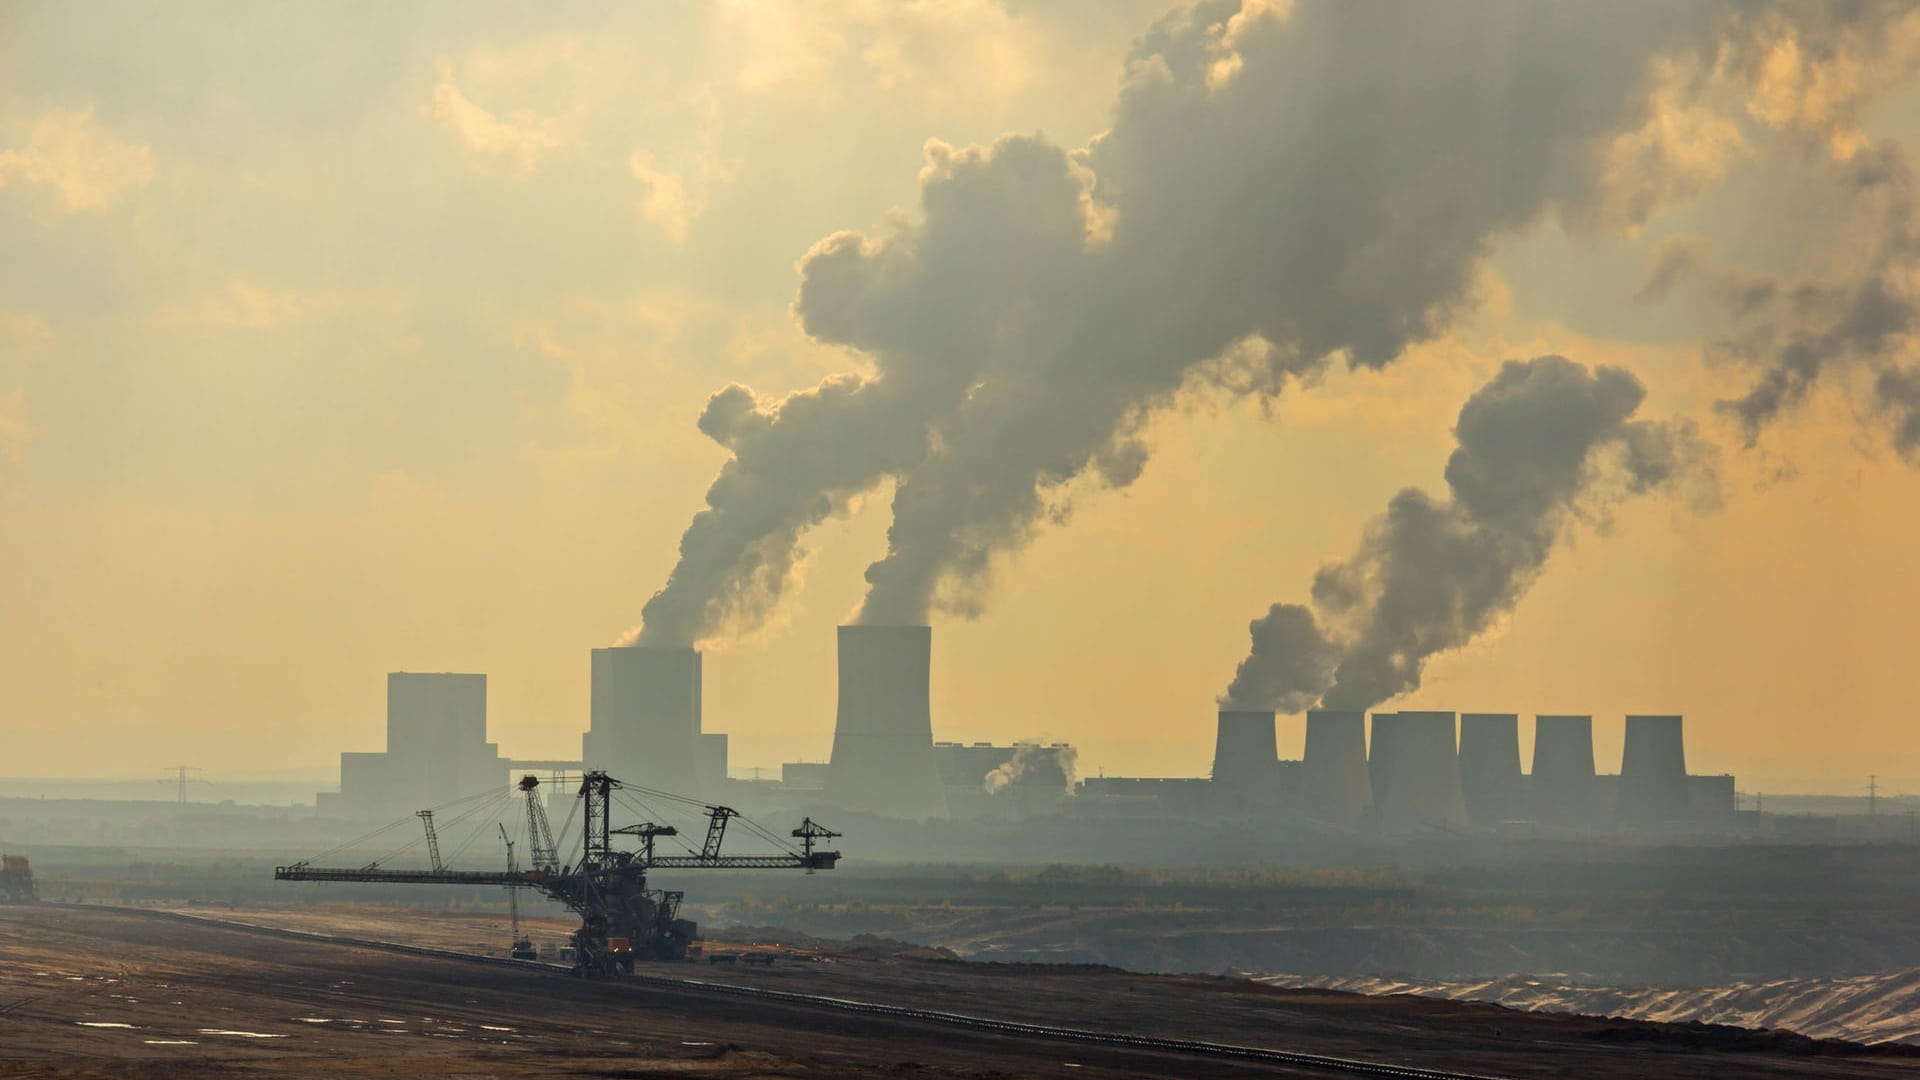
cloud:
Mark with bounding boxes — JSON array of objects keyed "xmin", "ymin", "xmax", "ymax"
[
  {"xmin": 428, "ymin": 59, "xmax": 568, "ymax": 173},
  {"xmin": 0, "ymin": 389, "xmax": 41, "ymax": 466},
  {"xmin": 1730, "ymin": 3, "xmax": 1920, "ymax": 160},
  {"xmin": 716, "ymin": 0, "xmax": 1037, "ymax": 106},
  {"xmin": 1645, "ymin": 142, "xmax": 1920, "ymax": 454},
  {"xmin": 0, "ymin": 312, "xmax": 57, "ymax": 358},
  {"xmin": 149, "ymin": 280, "xmax": 411, "ymax": 331},
  {"xmin": 633, "ymin": 0, "xmax": 1746, "ymax": 646},
  {"xmin": 0, "ymin": 107, "xmax": 154, "ymax": 212},
  {"xmin": 629, "ymin": 151, "xmax": 697, "ymax": 245}
]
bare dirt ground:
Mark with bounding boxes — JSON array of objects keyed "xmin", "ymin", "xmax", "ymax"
[{"xmin": 1, "ymin": 904, "xmax": 1915, "ymax": 1079}]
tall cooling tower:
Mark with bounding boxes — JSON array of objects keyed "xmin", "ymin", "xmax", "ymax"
[
  {"xmin": 1528, "ymin": 715, "xmax": 1596, "ymax": 827},
  {"xmin": 826, "ymin": 625, "xmax": 949, "ymax": 820},
  {"xmin": 1378, "ymin": 711, "xmax": 1468, "ymax": 835},
  {"xmin": 1368, "ymin": 712, "xmax": 1403, "ymax": 811},
  {"xmin": 1618, "ymin": 714, "xmax": 1689, "ymax": 828},
  {"xmin": 1458, "ymin": 712, "xmax": 1523, "ymax": 826},
  {"xmin": 1301, "ymin": 709, "xmax": 1370, "ymax": 828},
  {"xmin": 1211, "ymin": 709, "xmax": 1282, "ymax": 808},
  {"xmin": 582, "ymin": 646, "xmax": 700, "ymax": 793}
]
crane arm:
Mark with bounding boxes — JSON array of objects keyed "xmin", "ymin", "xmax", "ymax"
[{"xmin": 274, "ymin": 865, "xmax": 541, "ymax": 887}]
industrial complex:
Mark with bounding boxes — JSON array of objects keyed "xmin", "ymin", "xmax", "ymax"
[{"xmin": 318, "ymin": 625, "xmax": 1733, "ymax": 836}]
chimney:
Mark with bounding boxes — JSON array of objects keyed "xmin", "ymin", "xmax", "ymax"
[
  {"xmin": 1368, "ymin": 712, "xmax": 1403, "ymax": 811},
  {"xmin": 1618, "ymin": 714, "xmax": 1688, "ymax": 828},
  {"xmin": 826, "ymin": 625, "xmax": 949, "ymax": 819},
  {"xmin": 1211, "ymin": 709, "xmax": 1282, "ymax": 809},
  {"xmin": 1377, "ymin": 710, "xmax": 1468, "ymax": 835},
  {"xmin": 1458, "ymin": 712, "xmax": 1523, "ymax": 826},
  {"xmin": 1528, "ymin": 715, "xmax": 1596, "ymax": 828},
  {"xmin": 583, "ymin": 646, "xmax": 701, "ymax": 794},
  {"xmin": 1301, "ymin": 709, "xmax": 1370, "ymax": 828}
]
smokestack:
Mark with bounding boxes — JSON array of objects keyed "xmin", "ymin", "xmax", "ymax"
[
  {"xmin": 1367, "ymin": 712, "xmax": 1403, "ymax": 811},
  {"xmin": 1458, "ymin": 712, "xmax": 1523, "ymax": 826},
  {"xmin": 1618, "ymin": 714, "xmax": 1689, "ymax": 828},
  {"xmin": 1301, "ymin": 709, "xmax": 1370, "ymax": 829},
  {"xmin": 1377, "ymin": 711, "xmax": 1467, "ymax": 835},
  {"xmin": 1211, "ymin": 709, "xmax": 1282, "ymax": 809},
  {"xmin": 582, "ymin": 646, "xmax": 701, "ymax": 793},
  {"xmin": 826, "ymin": 625, "xmax": 949, "ymax": 820},
  {"xmin": 1528, "ymin": 715, "xmax": 1596, "ymax": 827}
]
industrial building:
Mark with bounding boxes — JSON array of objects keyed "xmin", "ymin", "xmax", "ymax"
[
  {"xmin": 934, "ymin": 741, "xmax": 1076, "ymax": 818},
  {"xmin": 1458, "ymin": 713, "xmax": 1524, "ymax": 826},
  {"xmin": 1299, "ymin": 709, "xmax": 1369, "ymax": 828},
  {"xmin": 317, "ymin": 672, "xmax": 507, "ymax": 819},
  {"xmin": 825, "ymin": 625, "xmax": 949, "ymax": 820},
  {"xmin": 310, "ymin": 629, "xmax": 1737, "ymax": 840},
  {"xmin": 1112, "ymin": 706, "xmax": 1737, "ymax": 835},
  {"xmin": 1210, "ymin": 709, "xmax": 1285, "ymax": 810},
  {"xmin": 581, "ymin": 646, "xmax": 728, "ymax": 799}
]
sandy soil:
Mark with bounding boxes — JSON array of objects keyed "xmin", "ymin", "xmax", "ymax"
[{"xmin": 0, "ymin": 904, "xmax": 1914, "ymax": 1079}]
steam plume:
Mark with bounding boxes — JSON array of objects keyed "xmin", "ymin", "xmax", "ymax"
[
  {"xmin": 633, "ymin": 1, "xmax": 1813, "ymax": 645},
  {"xmin": 1224, "ymin": 355, "xmax": 1705, "ymax": 713},
  {"xmin": 1650, "ymin": 144, "xmax": 1920, "ymax": 459},
  {"xmin": 984, "ymin": 744, "xmax": 1079, "ymax": 799}
]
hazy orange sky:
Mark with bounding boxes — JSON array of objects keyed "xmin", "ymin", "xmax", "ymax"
[{"xmin": 3, "ymin": 2, "xmax": 1919, "ymax": 796}]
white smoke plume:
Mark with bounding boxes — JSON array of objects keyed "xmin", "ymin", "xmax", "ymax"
[
  {"xmin": 1644, "ymin": 143, "xmax": 1920, "ymax": 459},
  {"xmin": 983, "ymin": 743, "xmax": 1079, "ymax": 798},
  {"xmin": 1223, "ymin": 355, "xmax": 1708, "ymax": 714},
  {"xmin": 634, "ymin": 1, "xmax": 1889, "ymax": 646}
]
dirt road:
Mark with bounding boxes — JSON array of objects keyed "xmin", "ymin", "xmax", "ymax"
[{"xmin": 0, "ymin": 905, "xmax": 1912, "ymax": 1078}]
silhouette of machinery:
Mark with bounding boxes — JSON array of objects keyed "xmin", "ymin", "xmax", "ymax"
[{"xmin": 276, "ymin": 771, "xmax": 839, "ymax": 976}]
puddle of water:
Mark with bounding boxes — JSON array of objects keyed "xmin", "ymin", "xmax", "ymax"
[
  {"xmin": 197, "ymin": 1029, "xmax": 288, "ymax": 1039},
  {"xmin": 375, "ymin": 1018, "xmax": 406, "ymax": 1025},
  {"xmin": 143, "ymin": 1040, "xmax": 198, "ymax": 1046},
  {"xmin": 76, "ymin": 1022, "xmax": 136, "ymax": 1029},
  {"xmin": 479, "ymin": 1024, "xmax": 513, "ymax": 1032},
  {"xmin": 293, "ymin": 1018, "xmax": 336, "ymax": 1024},
  {"xmin": 682, "ymin": 1041, "xmax": 713, "ymax": 1046}
]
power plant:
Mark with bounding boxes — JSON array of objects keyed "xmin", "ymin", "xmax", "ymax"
[
  {"xmin": 1529, "ymin": 715, "xmax": 1600, "ymax": 826},
  {"xmin": 313, "ymin": 623, "xmax": 1735, "ymax": 840},
  {"xmin": 583, "ymin": 645, "xmax": 727, "ymax": 799},
  {"xmin": 1459, "ymin": 713, "xmax": 1524, "ymax": 827},
  {"xmin": 1210, "ymin": 709, "xmax": 1284, "ymax": 809},
  {"xmin": 1096, "ymin": 707, "xmax": 1733, "ymax": 834},
  {"xmin": 1374, "ymin": 711, "xmax": 1469, "ymax": 836},
  {"xmin": 825, "ymin": 625, "xmax": 949, "ymax": 821},
  {"xmin": 1299, "ymin": 709, "xmax": 1370, "ymax": 829},
  {"xmin": 317, "ymin": 673, "xmax": 507, "ymax": 820}
]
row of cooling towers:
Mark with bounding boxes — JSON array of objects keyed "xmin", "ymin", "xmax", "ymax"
[
  {"xmin": 595, "ymin": 624, "xmax": 1717, "ymax": 830},
  {"xmin": 1212, "ymin": 708, "xmax": 1709, "ymax": 833}
]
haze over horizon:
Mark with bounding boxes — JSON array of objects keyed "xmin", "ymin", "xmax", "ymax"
[{"xmin": 5, "ymin": 1, "xmax": 1920, "ymax": 797}]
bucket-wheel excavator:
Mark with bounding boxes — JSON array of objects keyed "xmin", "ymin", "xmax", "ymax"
[{"xmin": 275, "ymin": 771, "xmax": 840, "ymax": 976}]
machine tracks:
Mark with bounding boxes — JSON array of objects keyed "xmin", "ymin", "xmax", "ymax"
[{"xmin": 92, "ymin": 906, "xmax": 1509, "ymax": 1080}]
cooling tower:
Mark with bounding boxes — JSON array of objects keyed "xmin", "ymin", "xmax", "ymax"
[
  {"xmin": 582, "ymin": 646, "xmax": 702, "ymax": 793},
  {"xmin": 1528, "ymin": 715, "xmax": 1596, "ymax": 827},
  {"xmin": 1458, "ymin": 712, "xmax": 1523, "ymax": 826},
  {"xmin": 1368, "ymin": 712, "xmax": 1403, "ymax": 810},
  {"xmin": 1211, "ymin": 709, "xmax": 1282, "ymax": 809},
  {"xmin": 1377, "ymin": 711, "xmax": 1468, "ymax": 835},
  {"xmin": 1617, "ymin": 714, "xmax": 1689, "ymax": 828},
  {"xmin": 1301, "ymin": 709, "xmax": 1371, "ymax": 828},
  {"xmin": 826, "ymin": 625, "xmax": 949, "ymax": 820}
]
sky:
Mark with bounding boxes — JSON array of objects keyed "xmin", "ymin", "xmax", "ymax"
[{"xmin": 3, "ymin": 1, "xmax": 1919, "ymax": 797}]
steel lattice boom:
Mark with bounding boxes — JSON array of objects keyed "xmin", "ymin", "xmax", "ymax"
[{"xmin": 275, "ymin": 771, "xmax": 840, "ymax": 976}]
